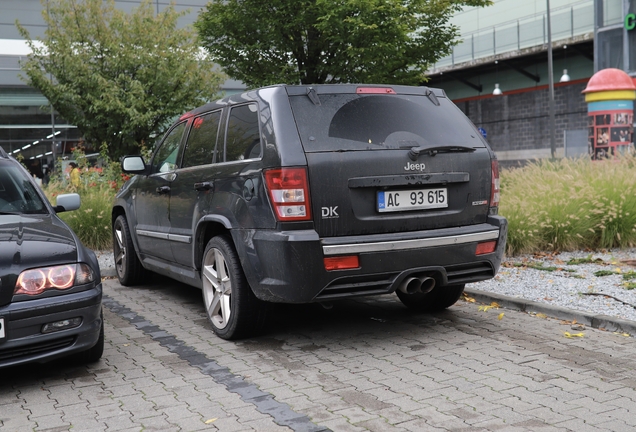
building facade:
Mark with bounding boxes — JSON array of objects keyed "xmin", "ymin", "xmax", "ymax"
[
  {"xmin": 1, "ymin": 0, "xmax": 634, "ymax": 168},
  {"xmin": 0, "ymin": 0, "xmax": 245, "ymax": 168},
  {"xmin": 427, "ymin": 0, "xmax": 636, "ymax": 165}
]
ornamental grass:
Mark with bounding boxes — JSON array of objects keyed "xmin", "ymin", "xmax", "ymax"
[
  {"xmin": 41, "ymin": 152, "xmax": 636, "ymax": 256},
  {"xmin": 500, "ymin": 155, "xmax": 636, "ymax": 256}
]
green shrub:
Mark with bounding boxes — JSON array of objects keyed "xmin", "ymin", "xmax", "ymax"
[
  {"xmin": 45, "ymin": 182, "xmax": 116, "ymax": 251},
  {"xmin": 44, "ymin": 146, "xmax": 125, "ymax": 251}
]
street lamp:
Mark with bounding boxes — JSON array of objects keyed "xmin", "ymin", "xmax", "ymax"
[{"xmin": 547, "ymin": 0, "xmax": 556, "ymax": 159}]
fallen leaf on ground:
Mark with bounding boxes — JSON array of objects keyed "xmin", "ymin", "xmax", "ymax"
[
  {"xmin": 205, "ymin": 418, "xmax": 218, "ymax": 424},
  {"xmin": 462, "ymin": 293, "xmax": 476, "ymax": 303},
  {"xmin": 564, "ymin": 332, "xmax": 585, "ymax": 338},
  {"xmin": 560, "ymin": 319, "xmax": 577, "ymax": 325},
  {"xmin": 498, "ymin": 313, "xmax": 504, "ymax": 320},
  {"xmin": 535, "ymin": 313, "xmax": 548, "ymax": 319}
]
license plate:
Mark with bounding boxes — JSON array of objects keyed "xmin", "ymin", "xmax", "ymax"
[
  {"xmin": 377, "ymin": 188, "xmax": 448, "ymax": 212},
  {"xmin": 0, "ymin": 318, "xmax": 4, "ymax": 339}
]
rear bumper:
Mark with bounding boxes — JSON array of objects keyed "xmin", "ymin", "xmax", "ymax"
[
  {"xmin": 0, "ymin": 284, "xmax": 102, "ymax": 369},
  {"xmin": 244, "ymin": 216, "xmax": 507, "ymax": 303}
]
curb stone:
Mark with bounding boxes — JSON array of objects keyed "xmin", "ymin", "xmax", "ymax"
[
  {"xmin": 465, "ymin": 287, "xmax": 636, "ymax": 335},
  {"xmin": 99, "ymin": 265, "xmax": 636, "ymax": 336}
]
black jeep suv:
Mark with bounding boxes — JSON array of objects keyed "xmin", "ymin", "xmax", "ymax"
[{"xmin": 112, "ymin": 84, "xmax": 507, "ymax": 340}]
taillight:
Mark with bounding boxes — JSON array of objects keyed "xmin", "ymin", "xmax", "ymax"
[
  {"xmin": 490, "ymin": 159, "xmax": 500, "ymax": 212},
  {"xmin": 264, "ymin": 168, "xmax": 312, "ymax": 221}
]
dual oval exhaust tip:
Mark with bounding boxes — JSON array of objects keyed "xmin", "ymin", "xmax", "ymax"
[{"xmin": 397, "ymin": 275, "xmax": 436, "ymax": 295}]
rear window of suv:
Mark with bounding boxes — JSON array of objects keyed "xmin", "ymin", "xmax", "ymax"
[{"xmin": 288, "ymin": 93, "xmax": 486, "ymax": 152}]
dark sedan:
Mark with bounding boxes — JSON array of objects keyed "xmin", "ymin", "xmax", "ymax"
[{"xmin": 0, "ymin": 149, "xmax": 103, "ymax": 368}]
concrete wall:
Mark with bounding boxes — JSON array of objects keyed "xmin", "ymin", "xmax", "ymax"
[{"xmin": 454, "ymin": 80, "xmax": 588, "ymax": 161}]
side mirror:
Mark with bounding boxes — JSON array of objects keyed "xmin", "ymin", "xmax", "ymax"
[
  {"xmin": 54, "ymin": 193, "xmax": 81, "ymax": 213},
  {"xmin": 121, "ymin": 156, "xmax": 147, "ymax": 174}
]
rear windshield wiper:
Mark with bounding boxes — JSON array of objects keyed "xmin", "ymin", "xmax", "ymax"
[{"xmin": 407, "ymin": 145, "xmax": 476, "ymax": 161}]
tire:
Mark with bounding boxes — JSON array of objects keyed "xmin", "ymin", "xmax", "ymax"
[
  {"xmin": 201, "ymin": 235, "xmax": 265, "ymax": 340},
  {"xmin": 76, "ymin": 313, "xmax": 104, "ymax": 363},
  {"xmin": 113, "ymin": 215, "xmax": 146, "ymax": 286},
  {"xmin": 396, "ymin": 284, "xmax": 465, "ymax": 312}
]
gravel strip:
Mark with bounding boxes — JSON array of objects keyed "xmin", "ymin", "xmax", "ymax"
[
  {"xmin": 95, "ymin": 248, "xmax": 636, "ymax": 323},
  {"xmin": 471, "ymin": 249, "xmax": 636, "ymax": 323}
]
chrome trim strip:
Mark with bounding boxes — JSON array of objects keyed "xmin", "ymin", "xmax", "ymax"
[
  {"xmin": 168, "ymin": 234, "xmax": 191, "ymax": 244},
  {"xmin": 137, "ymin": 229, "xmax": 167, "ymax": 240},
  {"xmin": 137, "ymin": 230, "xmax": 191, "ymax": 244},
  {"xmin": 322, "ymin": 230, "xmax": 500, "ymax": 256}
]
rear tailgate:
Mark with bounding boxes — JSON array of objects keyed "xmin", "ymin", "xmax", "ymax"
[
  {"xmin": 286, "ymin": 85, "xmax": 493, "ymax": 238},
  {"xmin": 306, "ymin": 149, "xmax": 491, "ymax": 237}
]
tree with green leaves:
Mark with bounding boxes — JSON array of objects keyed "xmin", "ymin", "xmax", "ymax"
[
  {"xmin": 18, "ymin": 0, "xmax": 225, "ymax": 160},
  {"xmin": 195, "ymin": 0, "xmax": 490, "ymax": 88}
]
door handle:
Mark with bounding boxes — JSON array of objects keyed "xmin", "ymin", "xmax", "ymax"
[
  {"xmin": 156, "ymin": 186, "xmax": 170, "ymax": 194},
  {"xmin": 194, "ymin": 181, "xmax": 214, "ymax": 192}
]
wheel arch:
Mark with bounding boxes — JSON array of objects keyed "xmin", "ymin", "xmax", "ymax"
[{"xmin": 194, "ymin": 215, "xmax": 233, "ymax": 272}]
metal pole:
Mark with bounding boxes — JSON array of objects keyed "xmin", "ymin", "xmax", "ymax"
[
  {"xmin": 47, "ymin": 0, "xmax": 56, "ymax": 170},
  {"xmin": 547, "ymin": 0, "xmax": 556, "ymax": 159},
  {"xmin": 50, "ymin": 100, "xmax": 56, "ymax": 165}
]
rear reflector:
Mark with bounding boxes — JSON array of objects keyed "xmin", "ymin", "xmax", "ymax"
[
  {"xmin": 324, "ymin": 256, "xmax": 360, "ymax": 271},
  {"xmin": 356, "ymin": 87, "xmax": 396, "ymax": 94},
  {"xmin": 476, "ymin": 241, "xmax": 497, "ymax": 255},
  {"xmin": 264, "ymin": 168, "xmax": 312, "ymax": 221}
]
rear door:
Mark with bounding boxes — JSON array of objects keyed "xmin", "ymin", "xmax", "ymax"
[
  {"xmin": 168, "ymin": 102, "xmax": 264, "ymax": 267},
  {"xmin": 286, "ymin": 86, "xmax": 492, "ymax": 238},
  {"xmin": 168, "ymin": 109, "xmax": 223, "ymax": 267}
]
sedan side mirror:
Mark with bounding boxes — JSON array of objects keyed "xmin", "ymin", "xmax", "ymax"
[
  {"xmin": 121, "ymin": 156, "xmax": 147, "ymax": 174},
  {"xmin": 54, "ymin": 193, "xmax": 81, "ymax": 213}
]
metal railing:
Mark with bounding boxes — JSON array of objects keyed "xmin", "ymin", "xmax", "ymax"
[{"xmin": 434, "ymin": 2, "xmax": 596, "ymax": 69}]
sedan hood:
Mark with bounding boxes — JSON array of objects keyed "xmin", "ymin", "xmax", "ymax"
[{"xmin": 0, "ymin": 214, "xmax": 77, "ymax": 306}]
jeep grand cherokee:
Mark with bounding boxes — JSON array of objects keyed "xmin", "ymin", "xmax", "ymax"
[{"xmin": 112, "ymin": 84, "xmax": 507, "ymax": 340}]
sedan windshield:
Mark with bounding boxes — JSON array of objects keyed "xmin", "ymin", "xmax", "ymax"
[{"xmin": 0, "ymin": 162, "xmax": 47, "ymax": 214}]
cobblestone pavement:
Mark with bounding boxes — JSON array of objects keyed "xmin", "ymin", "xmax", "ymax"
[{"xmin": 1, "ymin": 275, "xmax": 636, "ymax": 432}]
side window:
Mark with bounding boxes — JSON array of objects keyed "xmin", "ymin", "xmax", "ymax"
[
  {"xmin": 224, "ymin": 103, "xmax": 261, "ymax": 162},
  {"xmin": 182, "ymin": 110, "xmax": 222, "ymax": 168},
  {"xmin": 151, "ymin": 122, "xmax": 186, "ymax": 174}
]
